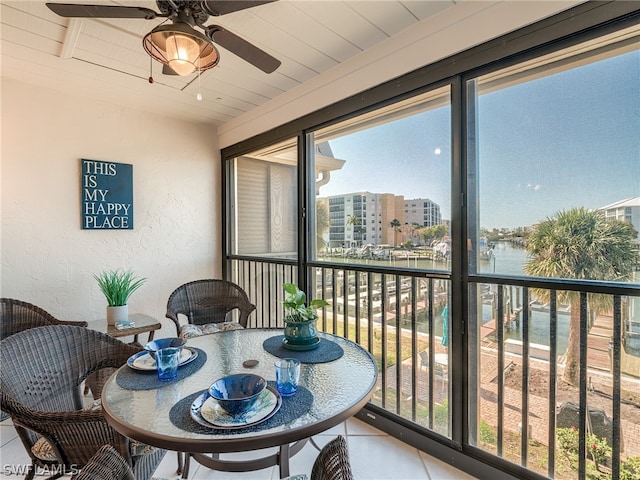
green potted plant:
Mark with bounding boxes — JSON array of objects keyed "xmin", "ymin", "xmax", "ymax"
[
  {"xmin": 94, "ymin": 269, "xmax": 146, "ymax": 325},
  {"xmin": 282, "ymin": 283, "xmax": 328, "ymax": 351}
]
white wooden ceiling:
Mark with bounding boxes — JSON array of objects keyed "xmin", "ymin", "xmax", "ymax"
[{"xmin": 0, "ymin": 1, "xmax": 575, "ymax": 130}]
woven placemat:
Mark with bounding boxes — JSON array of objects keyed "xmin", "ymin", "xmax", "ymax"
[
  {"xmin": 262, "ymin": 335, "xmax": 343, "ymax": 363},
  {"xmin": 115, "ymin": 348, "xmax": 207, "ymax": 390},
  {"xmin": 169, "ymin": 382, "xmax": 313, "ymax": 434}
]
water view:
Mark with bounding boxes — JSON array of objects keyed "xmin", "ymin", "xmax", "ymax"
[{"xmin": 319, "ymin": 241, "xmax": 640, "ymax": 355}]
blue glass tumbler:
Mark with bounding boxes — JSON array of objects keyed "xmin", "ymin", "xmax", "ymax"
[
  {"xmin": 156, "ymin": 347, "xmax": 181, "ymax": 382},
  {"xmin": 274, "ymin": 358, "xmax": 301, "ymax": 396}
]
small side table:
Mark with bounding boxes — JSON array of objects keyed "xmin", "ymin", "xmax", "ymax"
[
  {"xmin": 105, "ymin": 313, "xmax": 161, "ymax": 345},
  {"xmin": 84, "ymin": 314, "xmax": 162, "ymax": 397}
]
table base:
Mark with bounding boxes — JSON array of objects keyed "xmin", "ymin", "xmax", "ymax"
[{"xmin": 182, "ymin": 438, "xmax": 309, "ymax": 479}]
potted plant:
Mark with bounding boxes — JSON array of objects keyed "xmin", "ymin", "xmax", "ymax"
[
  {"xmin": 282, "ymin": 283, "xmax": 328, "ymax": 351},
  {"xmin": 94, "ymin": 269, "xmax": 146, "ymax": 325}
]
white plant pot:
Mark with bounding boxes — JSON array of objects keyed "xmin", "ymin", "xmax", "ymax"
[{"xmin": 107, "ymin": 305, "xmax": 128, "ymax": 326}]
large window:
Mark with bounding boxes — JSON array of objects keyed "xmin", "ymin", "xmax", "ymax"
[
  {"xmin": 311, "ymin": 87, "xmax": 452, "ymax": 273},
  {"xmin": 467, "ymin": 26, "xmax": 640, "ymax": 282},
  {"xmin": 229, "ymin": 139, "xmax": 300, "ymax": 327},
  {"xmin": 306, "ymin": 88, "xmax": 453, "ymax": 434},
  {"xmin": 466, "ymin": 26, "xmax": 640, "ymax": 477},
  {"xmin": 225, "ymin": 7, "xmax": 640, "ymax": 480}
]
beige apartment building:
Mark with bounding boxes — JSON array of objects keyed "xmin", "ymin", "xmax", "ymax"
[{"xmin": 323, "ymin": 192, "xmax": 444, "ymax": 248}]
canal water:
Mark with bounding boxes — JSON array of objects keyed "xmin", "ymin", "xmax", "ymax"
[
  {"xmin": 327, "ymin": 243, "xmax": 569, "ymax": 352},
  {"xmin": 323, "ymin": 242, "xmax": 637, "ymax": 354}
]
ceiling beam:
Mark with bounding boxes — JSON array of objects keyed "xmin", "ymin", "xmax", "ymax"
[{"xmin": 60, "ymin": 18, "xmax": 83, "ymax": 59}]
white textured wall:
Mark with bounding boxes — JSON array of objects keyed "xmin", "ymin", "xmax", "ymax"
[{"xmin": 1, "ymin": 78, "xmax": 220, "ymax": 335}]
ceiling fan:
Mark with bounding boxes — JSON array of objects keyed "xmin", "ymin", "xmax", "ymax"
[{"xmin": 46, "ymin": 1, "xmax": 281, "ymax": 76}]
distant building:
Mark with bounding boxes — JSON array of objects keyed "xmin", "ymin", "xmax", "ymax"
[
  {"xmin": 321, "ymin": 192, "xmax": 405, "ymax": 248},
  {"xmin": 404, "ymin": 198, "xmax": 442, "ymax": 227},
  {"xmin": 599, "ymin": 196, "xmax": 640, "ymax": 238}
]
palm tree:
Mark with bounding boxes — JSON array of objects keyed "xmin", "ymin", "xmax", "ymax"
[
  {"xmin": 347, "ymin": 214, "xmax": 363, "ymax": 244},
  {"xmin": 390, "ymin": 218, "xmax": 401, "ymax": 247},
  {"xmin": 316, "ymin": 199, "xmax": 330, "ymax": 253},
  {"xmin": 524, "ymin": 207, "xmax": 637, "ymax": 386}
]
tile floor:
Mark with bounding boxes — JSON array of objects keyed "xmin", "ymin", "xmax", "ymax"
[{"xmin": 0, "ymin": 415, "xmax": 477, "ymax": 480}]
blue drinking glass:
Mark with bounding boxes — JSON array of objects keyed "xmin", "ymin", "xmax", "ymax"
[
  {"xmin": 156, "ymin": 347, "xmax": 181, "ymax": 381},
  {"xmin": 274, "ymin": 358, "xmax": 301, "ymax": 396}
]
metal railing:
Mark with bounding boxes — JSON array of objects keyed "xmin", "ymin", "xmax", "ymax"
[{"xmin": 230, "ymin": 256, "xmax": 640, "ymax": 479}]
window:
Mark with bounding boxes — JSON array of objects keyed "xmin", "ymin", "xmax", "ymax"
[
  {"xmin": 230, "ymin": 138, "xmax": 298, "ymax": 258},
  {"xmin": 467, "ymin": 26, "xmax": 640, "ymax": 282},
  {"xmin": 311, "ymin": 87, "xmax": 451, "ymax": 269},
  {"xmin": 224, "ymin": 7, "xmax": 640, "ymax": 479},
  {"xmin": 466, "ymin": 25, "xmax": 640, "ymax": 475}
]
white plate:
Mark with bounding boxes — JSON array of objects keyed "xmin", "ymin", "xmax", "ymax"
[
  {"xmin": 190, "ymin": 386, "xmax": 281, "ymax": 430},
  {"xmin": 127, "ymin": 348, "xmax": 197, "ymax": 371}
]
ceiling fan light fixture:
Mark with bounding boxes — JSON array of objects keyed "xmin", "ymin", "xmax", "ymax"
[{"xmin": 143, "ymin": 22, "xmax": 219, "ymax": 76}]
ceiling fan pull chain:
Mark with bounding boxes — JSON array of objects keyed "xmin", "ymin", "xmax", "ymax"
[
  {"xmin": 196, "ymin": 70, "xmax": 203, "ymax": 101},
  {"xmin": 148, "ymin": 56, "xmax": 154, "ymax": 84}
]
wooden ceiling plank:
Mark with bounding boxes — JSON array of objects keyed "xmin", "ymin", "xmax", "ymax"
[
  {"xmin": 288, "ymin": 1, "xmax": 388, "ymax": 51},
  {"xmin": 1, "ymin": 3, "xmax": 68, "ymax": 42},
  {"xmin": 240, "ymin": 1, "xmax": 362, "ymax": 62},
  {"xmin": 347, "ymin": 0, "xmax": 418, "ymax": 37},
  {"xmin": 400, "ymin": 1, "xmax": 455, "ymax": 22},
  {"xmin": 213, "ymin": 8, "xmax": 340, "ymax": 72}
]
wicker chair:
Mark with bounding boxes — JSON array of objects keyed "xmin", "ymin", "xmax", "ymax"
[
  {"xmin": 311, "ymin": 435, "xmax": 353, "ymax": 480},
  {"xmin": 71, "ymin": 445, "xmax": 134, "ymax": 480},
  {"xmin": 0, "ymin": 298, "xmax": 88, "ymax": 340},
  {"xmin": 0, "ymin": 325, "xmax": 165, "ymax": 480},
  {"xmin": 165, "ymin": 279, "xmax": 256, "ymax": 338},
  {"xmin": 284, "ymin": 435, "xmax": 353, "ymax": 480}
]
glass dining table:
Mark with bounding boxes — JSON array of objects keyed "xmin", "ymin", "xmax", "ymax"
[{"xmin": 101, "ymin": 328, "xmax": 379, "ymax": 478}]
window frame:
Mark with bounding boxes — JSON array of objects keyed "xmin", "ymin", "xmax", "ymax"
[{"xmin": 222, "ymin": 4, "xmax": 640, "ymax": 479}]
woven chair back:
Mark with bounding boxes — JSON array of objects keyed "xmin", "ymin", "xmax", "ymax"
[
  {"xmin": 0, "ymin": 298, "xmax": 88, "ymax": 340},
  {"xmin": 311, "ymin": 435, "xmax": 354, "ymax": 480},
  {"xmin": 166, "ymin": 279, "xmax": 256, "ymax": 334}
]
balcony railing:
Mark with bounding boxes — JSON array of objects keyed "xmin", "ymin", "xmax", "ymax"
[{"xmin": 230, "ymin": 256, "xmax": 640, "ymax": 479}]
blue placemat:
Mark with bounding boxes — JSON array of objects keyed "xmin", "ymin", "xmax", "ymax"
[
  {"xmin": 115, "ymin": 348, "xmax": 207, "ymax": 390},
  {"xmin": 262, "ymin": 335, "xmax": 343, "ymax": 363},
  {"xmin": 169, "ymin": 382, "xmax": 313, "ymax": 434}
]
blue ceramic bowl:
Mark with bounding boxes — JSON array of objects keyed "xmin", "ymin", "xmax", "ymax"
[
  {"xmin": 144, "ymin": 337, "xmax": 186, "ymax": 359},
  {"xmin": 208, "ymin": 374, "xmax": 267, "ymax": 416}
]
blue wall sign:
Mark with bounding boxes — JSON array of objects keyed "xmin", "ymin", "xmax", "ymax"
[{"xmin": 81, "ymin": 159, "xmax": 133, "ymax": 230}]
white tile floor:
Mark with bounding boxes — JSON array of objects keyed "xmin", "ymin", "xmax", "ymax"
[{"xmin": 1, "ymin": 415, "xmax": 477, "ymax": 480}]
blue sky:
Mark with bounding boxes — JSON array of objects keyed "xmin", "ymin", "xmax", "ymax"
[{"xmin": 321, "ymin": 49, "xmax": 639, "ymax": 230}]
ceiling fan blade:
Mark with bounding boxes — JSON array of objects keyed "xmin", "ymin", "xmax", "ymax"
[
  {"xmin": 46, "ymin": 3, "xmax": 159, "ymax": 19},
  {"xmin": 202, "ymin": 1, "xmax": 277, "ymax": 17},
  {"xmin": 207, "ymin": 26, "xmax": 280, "ymax": 74}
]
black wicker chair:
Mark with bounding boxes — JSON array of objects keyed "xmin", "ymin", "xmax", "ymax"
[
  {"xmin": 0, "ymin": 325, "xmax": 165, "ymax": 480},
  {"xmin": 0, "ymin": 298, "xmax": 88, "ymax": 340},
  {"xmin": 165, "ymin": 279, "xmax": 256, "ymax": 338},
  {"xmin": 71, "ymin": 445, "xmax": 134, "ymax": 480}
]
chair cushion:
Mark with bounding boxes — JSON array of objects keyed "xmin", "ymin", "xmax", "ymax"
[
  {"xmin": 32, "ymin": 437, "xmax": 58, "ymax": 461},
  {"xmin": 129, "ymin": 440, "xmax": 158, "ymax": 456},
  {"xmin": 179, "ymin": 322, "xmax": 244, "ymax": 339},
  {"xmin": 32, "ymin": 436, "xmax": 158, "ymax": 462},
  {"xmin": 86, "ymin": 398, "xmax": 102, "ymax": 411}
]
